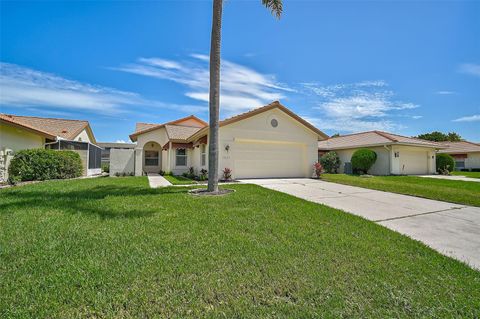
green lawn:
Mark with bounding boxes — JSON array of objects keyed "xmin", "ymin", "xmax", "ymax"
[
  {"xmin": 321, "ymin": 174, "xmax": 480, "ymax": 207},
  {"xmin": 451, "ymin": 171, "xmax": 480, "ymax": 179},
  {"xmin": 163, "ymin": 174, "xmax": 197, "ymax": 185},
  {"xmin": 1, "ymin": 177, "xmax": 479, "ymax": 318}
]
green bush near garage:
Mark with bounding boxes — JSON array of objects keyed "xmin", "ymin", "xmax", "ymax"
[
  {"xmin": 436, "ymin": 153, "xmax": 455, "ymax": 173},
  {"xmin": 8, "ymin": 149, "xmax": 83, "ymax": 184},
  {"xmin": 320, "ymin": 151, "xmax": 341, "ymax": 173},
  {"xmin": 351, "ymin": 148, "xmax": 377, "ymax": 174}
]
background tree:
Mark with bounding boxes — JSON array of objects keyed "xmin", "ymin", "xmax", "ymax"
[
  {"xmin": 447, "ymin": 132, "xmax": 462, "ymax": 142},
  {"xmin": 416, "ymin": 131, "xmax": 463, "ymax": 142},
  {"xmin": 207, "ymin": 0, "xmax": 283, "ymax": 192},
  {"xmin": 331, "ymin": 133, "xmax": 341, "ymax": 138}
]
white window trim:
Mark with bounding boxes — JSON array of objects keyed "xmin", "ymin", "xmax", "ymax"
[{"xmin": 176, "ymin": 149, "xmax": 187, "ymax": 167}]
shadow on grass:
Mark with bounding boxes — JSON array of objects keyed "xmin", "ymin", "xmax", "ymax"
[{"xmin": 0, "ymin": 183, "xmax": 190, "ymax": 219}]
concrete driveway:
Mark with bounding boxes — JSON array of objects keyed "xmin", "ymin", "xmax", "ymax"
[{"xmin": 241, "ymin": 178, "xmax": 480, "ymax": 270}]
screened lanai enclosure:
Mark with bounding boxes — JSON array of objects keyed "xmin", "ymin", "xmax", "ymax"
[{"xmin": 46, "ymin": 140, "xmax": 102, "ymax": 176}]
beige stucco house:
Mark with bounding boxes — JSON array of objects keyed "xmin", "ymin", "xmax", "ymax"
[
  {"xmin": 129, "ymin": 101, "xmax": 328, "ymax": 179},
  {"xmin": 0, "ymin": 113, "xmax": 100, "ymax": 180},
  {"xmin": 437, "ymin": 141, "xmax": 480, "ymax": 170},
  {"xmin": 318, "ymin": 131, "xmax": 442, "ymax": 175}
]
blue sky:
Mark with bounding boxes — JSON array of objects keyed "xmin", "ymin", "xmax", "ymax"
[{"xmin": 1, "ymin": 1, "xmax": 479, "ymax": 142}]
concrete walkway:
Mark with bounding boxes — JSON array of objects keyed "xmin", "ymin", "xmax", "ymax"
[
  {"xmin": 419, "ymin": 175, "xmax": 480, "ymax": 183},
  {"xmin": 242, "ymin": 178, "xmax": 480, "ymax": 270},
  {"xmin": 147, "ymin": 173, "xmax": 172, "ymax": 188}
]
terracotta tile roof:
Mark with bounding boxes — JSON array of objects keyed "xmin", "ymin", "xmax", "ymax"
[
  {"xmin": 165, "ymin": 125, "xmax": 202, "ymax": 141},
  {"xmin": 0, "ymin": 113, "xmax": 93, "ymax": 141},
  {"xmin": 188, "ymin": 101, "xmax": 329, "ymax": 141},
  {"xmin": 135, "ymin": 123, "xmax": 158, "ymax": 133},
  {"xmin": 318, "ymin": 131, "xmax": 442, "ymax": 150},
  {"xmin": 437, "ymin": 141, "xmax": 480, "ymax": 154},
  {"xmin": 130, "ymin": 115, "xmax": 207, "ymax": 141}
]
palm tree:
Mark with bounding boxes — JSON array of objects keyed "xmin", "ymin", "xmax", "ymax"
[{"xmin": 207, "ymin": 0, "xmax": 283, "ymax": 192}]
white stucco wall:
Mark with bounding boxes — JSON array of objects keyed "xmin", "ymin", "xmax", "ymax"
[
  {"xmin": 110, "ymin": 148, "xmax": 135, "ymax": 176},
  {"xmin": 0, "ymin": 123, "xmax": 46, "ymax": 152},
  {"xmin": 465, "ymin": 153, "xmax": 480, "ymax": 169},
  {"xmin": 74, "ymin": 129, "xmax": 92, "ymax": 143}
]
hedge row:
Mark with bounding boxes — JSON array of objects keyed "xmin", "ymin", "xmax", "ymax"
[{"xmin": 8, "ymin": 149, "xmax": 83, "ymax": 184}]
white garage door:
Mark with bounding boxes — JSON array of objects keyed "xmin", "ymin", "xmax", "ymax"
[
  {"xmin": 233, "ymin": 142, "xmax": 306, "ymax": 179},
  {"xmin": 400, "ymin": 149, "xmax": 429, "ymax": 175}
]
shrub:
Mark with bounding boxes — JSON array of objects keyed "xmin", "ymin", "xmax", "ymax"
[
  {"xmin": 222, "ymin": 168, "xmax": 232, "ymax": 181},
  {"xmin": 101, "ymin": 163, "xmax": 109, "ymax": 173},
  {"xmin": 8, "ymin": 149, "xmax": 82, "ymax": 184},
  {"xmin": 436, "ymin": 154, "xmax": 455, "ymax": 174},
  {"xmin": 313, "ymin": 162, "xmax": 323, "ymax": 178},
  {"xmin": 198, "ymin": 169, "xmax": 208, "ymax": 181},
  {"xmin": 351, "ymin": 149, "xmax": 377, "ymax": 174},
  {"xmin": 320, "ymin": 151, "xmax": 340, "ymax": 173}
]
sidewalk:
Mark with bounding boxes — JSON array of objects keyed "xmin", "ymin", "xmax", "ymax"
[{"xmin": 147, "ymin": 173, "xmax": 172, "ymax": 188}]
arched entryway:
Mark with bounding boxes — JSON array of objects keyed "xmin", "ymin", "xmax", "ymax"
[{"xmin": 143, "ymin": 141, "xmax": 161, "ymax": 173}]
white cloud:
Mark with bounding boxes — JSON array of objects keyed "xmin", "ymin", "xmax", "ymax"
[
  {"xmin": 0, "ymin": 62, "xmax": 204, "ymax": 115},
  {"xmin": 304, "ymin": 116, "xmax": 401, "ymax": 132},
  {"xmin": 115, "ymin": 139, "xmax": 127, "ymax": 143},
  {"xmin": 303, "ymin": 81, "xmax": 418, "ymax": 132},
  {"xmin": 113, "ymin": 55, "xmax": 293, "ymax": 115},
  {"xmin": 453, "ymin": 114, "xmax": 480, "ymax": 122},
  {"xmin": 435, "ymin": 91, "xmax": 455, "ymax": 95},
  {"xmin": 458, "ymin": 63, "xmax": 480, "ymax": 77}
]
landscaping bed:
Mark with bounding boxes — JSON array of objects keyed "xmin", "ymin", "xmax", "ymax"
[
  {"xmin": 321, "ymin": 174, "xmax": 480, "ymax": 207},
  {"xmin": 1, "ymin": 177, "xmax": 478, "ymax": 317}
]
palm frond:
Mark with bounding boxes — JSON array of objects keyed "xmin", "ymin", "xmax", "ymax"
[{"xmin": 262, "ymin": 0, "xmax": 283, "ymax": 19}]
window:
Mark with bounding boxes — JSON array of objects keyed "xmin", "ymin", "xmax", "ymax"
[
  {"xmin": 176, "ymin": 149, "xmax": 187, "ymax": 166},
  {"xmin": 145, "ymin": 151, "xmax": 159, "ymax": 166},
  {"xmin": 201, "ymin": 145, "xmax": 206, "ymax": 166},
  {"xmin": 271, "ymin": 118, "xmax": 278, "ymax": 127},
  {"xmin": 455, "ymin": 160, "xmax": 465, "ymax": 169}
]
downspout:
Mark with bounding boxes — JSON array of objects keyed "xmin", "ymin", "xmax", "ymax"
[{"xmin": 384, "ymin": 145, "xmax": 391, "ymax": 175}]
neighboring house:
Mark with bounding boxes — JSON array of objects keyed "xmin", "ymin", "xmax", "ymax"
[
  {"xmin": 0, "ymin": 114, "xmax": 102, "ymax": 180},
  {"xmin": 318, "ymin": 131, "xmax": 442, "ymax": 175},
  {"xmin": 437, "ymin": 141, "xmax": 480, "ymax": 170},
  {"xmin": 129, "ymin": 101, "xmax": 328, "ymax": 179}
]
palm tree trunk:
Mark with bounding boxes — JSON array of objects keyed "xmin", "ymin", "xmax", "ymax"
[{"xmin": 207, "ymin": 0, "xmax": 223, "ymax": 193}]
